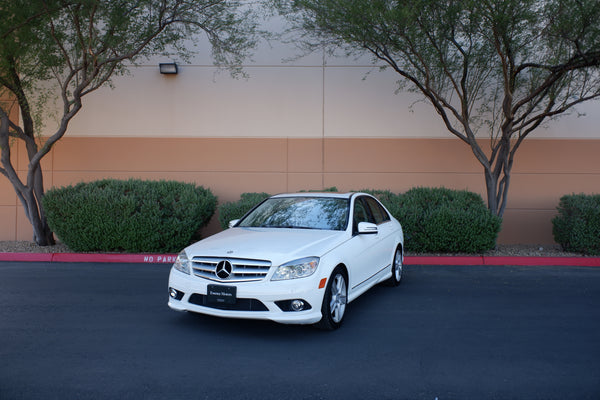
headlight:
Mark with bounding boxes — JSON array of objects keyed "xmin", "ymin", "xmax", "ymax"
[
  {"xmin": 271, "ymin": 257, "xmax": 319, "ymax": 281},
  {"xmin": 173, "ymin": 251, "xmax": 190, "ymax": 275}
]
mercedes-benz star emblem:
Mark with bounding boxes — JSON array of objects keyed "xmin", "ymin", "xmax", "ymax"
[{"xmin": 215, "ymin": 260, "xmax": 233, "ymax": 280}]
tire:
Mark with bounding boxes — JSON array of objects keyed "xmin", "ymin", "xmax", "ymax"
[
  {"xmin": 386, "ymin": 246, "xmax": 403, "ymax": 286},
  {"xmin": 315, "ymin": 267, "xmax": 348, "ymax": 330}
]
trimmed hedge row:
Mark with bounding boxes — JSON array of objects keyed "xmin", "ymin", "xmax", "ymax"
[
  {"xmin": 365, "ymin": 187, "xmax": 501, "ymax": 253},
  {"xmin": 552, "ymin": 193, "xmax": 600, "ymax": 255},
  {"xmin": 221, "ymin": 187, "xmax": 502, "ymax": 254},
  {"xmin": 42, "ymin": 180, "xmax": 599, "ymax": 255},
  {"xmin": 43, "ymin": 179, "xmax": 217, "ymax": 253}
]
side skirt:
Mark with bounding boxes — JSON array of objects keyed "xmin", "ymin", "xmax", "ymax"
[{"xmin": 348, "ymin": 264, "xmax": 391, "ymax": 303}]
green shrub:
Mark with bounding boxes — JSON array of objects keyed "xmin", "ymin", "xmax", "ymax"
[
  {"xmin": 552, "ymin": 193, "xmax": 600, "ymax": 255},
  {"xmin": 43, "ymin": 179, "xmax": 217, "ymax": 253},
  {"xmin": 218, "ymin": 192, "xmax": 271, "ymax": 229},
  {"xmin": 300, "ymin": 187, "xmax": 339, "ymax": 193},
  {"xmin": 394, "ymin": 187, "xmax": 502, "ymax": 253}
]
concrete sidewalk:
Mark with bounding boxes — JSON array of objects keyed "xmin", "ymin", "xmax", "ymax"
[{"xmin": 1, "ymin": 251, "xmax": 600, "ymax": 266}]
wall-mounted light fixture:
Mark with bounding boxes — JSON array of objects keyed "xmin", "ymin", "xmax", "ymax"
[{"xmin": 159, "ymin": 62, "xmax": 178, "ymax": 75}]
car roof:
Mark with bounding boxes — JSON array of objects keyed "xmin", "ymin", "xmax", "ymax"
[{"xmin": 270, "ymin": 192, "xmax": 360, "ymax": 199}]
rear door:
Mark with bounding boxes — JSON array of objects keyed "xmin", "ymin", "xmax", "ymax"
[{"xmin": 346, "ymin": 196, "xmax": 392, "ymax": 292}]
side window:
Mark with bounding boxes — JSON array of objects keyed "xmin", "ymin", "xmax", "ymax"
[
  {"xmin": 353, "ymin": 198, "xmax": 370, "ymax": 225},
  {"xmin": 365, "ymin": 197, "xmax": 391, "ymax": 225},
  {"xmin": 353, "ymin": 197, "xmax": 374, "ymax": 233}
]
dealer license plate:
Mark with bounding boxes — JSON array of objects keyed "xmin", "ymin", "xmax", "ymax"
[{"xmin": 207, "ymin": 285, "xmax": 237, "ymax": 305}]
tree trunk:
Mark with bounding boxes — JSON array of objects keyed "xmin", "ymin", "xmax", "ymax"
[
  {"xmin": 24, "ymin": 133, "xmax": 55, "ymax": 245},
  {"xmin": 484, "ymin": 169, "xmax": 501, "ymax": 217},
  {"xmin": 483, "ymin": 138, "xmax": 513, "ymax": 218},
  {"xmin": 1, "ymin": 115, "xmax": 55, "ymax": 245},
  {"xmin": 15, "ymin": 178, "xmax": 55, "ymax": 246}
]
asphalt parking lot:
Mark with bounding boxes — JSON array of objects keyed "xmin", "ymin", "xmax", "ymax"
[{"xmin": 1, "ymin": 261, "xmax": 599, "ymax": 400}]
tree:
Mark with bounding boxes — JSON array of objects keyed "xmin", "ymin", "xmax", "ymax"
[
  {"xmin": 273, "ymin": 0, "xmax": 600, "ymax": 217},
  {"xmin": 0, "ymin": 0, "xmax": 259, "ymax": 245}
]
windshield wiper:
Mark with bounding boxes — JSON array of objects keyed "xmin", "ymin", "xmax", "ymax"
[{"xmin": 260, "ymin": 225, "xmax": 318, "ymax": 230}]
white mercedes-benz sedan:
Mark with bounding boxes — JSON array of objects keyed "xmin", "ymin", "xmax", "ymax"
[{"xmin": 168, "ymin": 192, "xmax": 404, "ymax": 330}]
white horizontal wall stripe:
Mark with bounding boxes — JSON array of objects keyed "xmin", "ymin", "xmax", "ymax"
[{"xmin": 57, "ymin": 62, "xmax": 600, "ymax": 140}]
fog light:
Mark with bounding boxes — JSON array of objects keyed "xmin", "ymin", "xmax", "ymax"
[
  {"xmin": 275, "ymin": 299, "xmax": 312, "ymax": 312},
  {"xmin": 291, "ymin": 300, "xmax": 305, "ymax": 311},
  {"xmin": 169, "ymin": 287, "xmax": 184, "ymax": 300}
]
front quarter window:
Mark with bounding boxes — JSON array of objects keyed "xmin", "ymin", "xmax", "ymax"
[{"xmin": 353, "ymin": 197, "xmax": 374, "ymax": 233}]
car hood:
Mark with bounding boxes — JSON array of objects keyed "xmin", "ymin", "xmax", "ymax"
[{"xmin": 184, "ymin": 227, "xmax": 348, "ymax": 266}]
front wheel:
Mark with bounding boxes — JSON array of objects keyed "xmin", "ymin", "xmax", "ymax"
[{"xmin": 315, "ymin": 267, "xmax": 347, "ymax": 330}]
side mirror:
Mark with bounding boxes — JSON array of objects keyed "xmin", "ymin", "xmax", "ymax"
[
  {"xmin": 358, "ymin": 222, "xmax": 378, "ymax": 235},
  {"xmin": 228, "ymin": 219, "xmax": 240, "ymax": 228}
]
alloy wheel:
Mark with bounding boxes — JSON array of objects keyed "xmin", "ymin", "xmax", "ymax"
[{"xmin": 329, "ymin": 273, "xmax": 347, "ymax": 323}]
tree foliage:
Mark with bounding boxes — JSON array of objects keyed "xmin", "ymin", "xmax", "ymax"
[
  {"xmin": 274, "ymin": 0, "xmax": 600, "ymax": 217},
  {"xmin": 0, "ymin": 0, "xmax": 259, "ymax": 244}
]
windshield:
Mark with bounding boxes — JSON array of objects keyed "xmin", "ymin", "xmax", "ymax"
[{"xmin": 238, "ymin": 197, "xmax": 349, "ymax": 231}]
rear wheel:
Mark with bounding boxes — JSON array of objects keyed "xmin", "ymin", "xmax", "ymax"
[
  {"xmin": 315, "ymin": 267, "xmax": 347, "ymax": 330},
  {"xmin": 386, "ymin": 246, "xmax": 403, "ymax": 286}
]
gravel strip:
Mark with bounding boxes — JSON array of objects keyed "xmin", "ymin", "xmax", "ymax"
[
  {"xmin": 0, "ymin": 241, "xmax": 72, "ymax": 254},
  {"xmin": 407, "ymin": 244, "xmax": 585, "ymax": 257},
  {"xmin": 0, "ymin": 241, "xmax": 588, "ymax": 257}
]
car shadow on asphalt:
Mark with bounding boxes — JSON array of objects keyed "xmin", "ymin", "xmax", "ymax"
[{"xmin": 172, "ymin": 310, "xmax": 325, "ymax": 338}]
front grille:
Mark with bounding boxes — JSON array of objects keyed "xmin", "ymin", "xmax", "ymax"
[
  {"xmin": 191, "ymin": 257, "xmax": 271, "ymax": 283},
  {"xmin": 188, "ymin": 294, "xmax": 268, "ymax": 312}
]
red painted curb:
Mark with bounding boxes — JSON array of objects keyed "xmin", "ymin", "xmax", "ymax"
[
  {"xmin": 0, "ymin": 252, "xmax": 177, "ymax": 264},
  {"xmin": 51, "ymin": 253, "xmax": 178, "ymax": 264},
  {"xmin": 405, "ymin": 256, "xmax": 484, "ymax": 265},
  {"xmin": 0, "ymin": 253, "xmax": 53, "ymax": 262},
  {"xmin": 482, "ymin": 256, "xmax": 600, "ymax": 267},
  {"xmin": 404, "ymin": 255, "xmax": 600, "ymax": 267}
]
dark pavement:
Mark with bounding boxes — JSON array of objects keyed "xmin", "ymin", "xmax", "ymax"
[{"xmin": 1, "ymin": 261, "xmax": 599, "ymax": 400}]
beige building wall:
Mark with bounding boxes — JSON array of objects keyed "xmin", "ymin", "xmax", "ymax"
[
  {"xmin": 2, "ymin": 135, "xmax": 599, "ymax": 245},
  {"xmin": 1, "ymin": 27, "xmax": 599, "ymax": 245}
]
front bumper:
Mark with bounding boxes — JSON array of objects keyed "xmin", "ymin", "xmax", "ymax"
[{"xmin": 167, "ymin": 268, "xmax": 326, "ymax": 325}]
